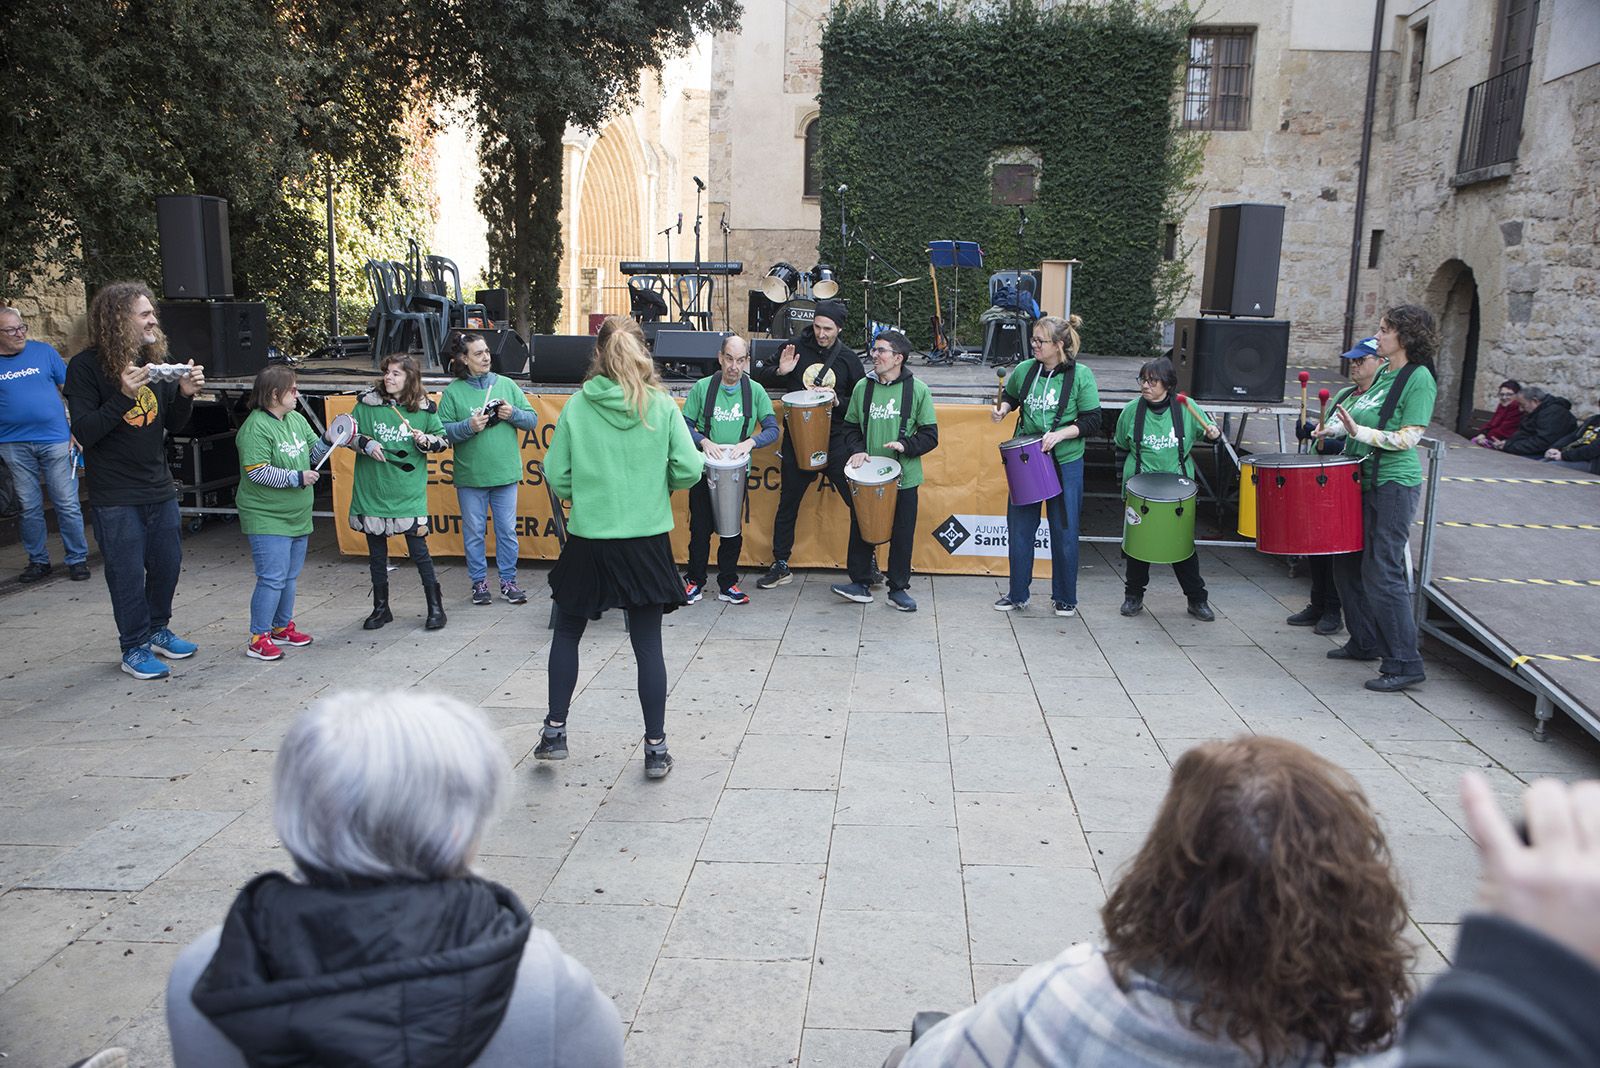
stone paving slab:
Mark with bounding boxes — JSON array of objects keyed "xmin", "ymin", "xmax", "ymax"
[{"xmin": 3, "ymin": 522, "xmax": 1600, "ymax": 1066}]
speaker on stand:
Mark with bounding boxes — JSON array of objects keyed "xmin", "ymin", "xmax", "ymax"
[
  {"xmin": 159, "ymin": 301, "xmax": 270, "ymax": 379},
  {"xmin": 157, "ymin": 195, "xmax": 235, "ymax": 300},
  {"xmin": 1200, "ymin": 203, "xmax": 1285, "ymax": 318},
  {"xmin": 1171, "ymin": 318, "xmax": 1290, "ymax": 403},
  {"xmin": 527, "ymin": 335, "xmax": 596, "ymax": 384}
]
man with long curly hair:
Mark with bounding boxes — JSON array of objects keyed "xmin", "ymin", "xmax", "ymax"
[
  {"xmin": 896, "ymin": 735, "xmax": 1412, "ymax": 1067},
  {"xmin": 64, "ymin": 282, "xmax": 206, "ymax": 680}
]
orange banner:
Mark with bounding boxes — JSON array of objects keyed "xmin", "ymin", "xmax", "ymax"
[{"xmin": 327, "ymin": 393, "xmax": 1060, "ymax": 577}]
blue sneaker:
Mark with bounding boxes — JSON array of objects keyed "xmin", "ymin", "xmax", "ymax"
[
  {"xmin": 830, "ymin": 582, "xmax": 873, "ymax": 604},
  {"xmin": 121, "ymin": 646, "xmax": 170, "ymax": 680},
  {"xmin": 148, "ymin": 627, "xmax": 198, "ymax": 659}
]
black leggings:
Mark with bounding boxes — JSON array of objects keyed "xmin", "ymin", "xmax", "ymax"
[
  {"xmin": 366, "ymin": 532, "xmax": 437, "ymax": 589},
  {"xmin": 547, "ymin": 604, "xmax": 667, "ymax": 741}
]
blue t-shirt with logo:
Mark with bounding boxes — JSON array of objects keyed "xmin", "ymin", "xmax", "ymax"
[{"xmin": 0, "ymin": 340, "xmax": 70, "ymax": 443}]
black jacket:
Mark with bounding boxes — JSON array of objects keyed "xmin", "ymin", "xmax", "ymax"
[
  {"xmin": 757, "ymin": 326, "xmax": 865, "ymax": 434},
  {"xmin": 1551, "ymin": 412, "xmax": 1600, "ymax": 466},
  {"xmin": 841, "ymin": 370, "xmax": 940, "ymax": 459},
  {"xmin": 64, "ymin": 348, "xmax": 194, "ymax": 506},
  {"xmin": 1503, "ymin": 395, "xmax": 1577, "ymax": 455},
  {"xmin": 1402, "ymin": 914, "xmax": 1600, "ymax": 1068},
  {"xmin": 191, "ymin": 872, "xmax": 531, "ymax": 1068}
]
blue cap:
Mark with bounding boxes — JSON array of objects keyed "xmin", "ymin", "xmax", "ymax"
[{"xmin": 1341, "ymin": 336, "xmax": 1379, "ymax": 361}]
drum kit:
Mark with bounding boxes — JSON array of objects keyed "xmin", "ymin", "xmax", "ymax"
[{"xmin": 760, "ymin": 262, "xmax": 840, "ymax": 337}]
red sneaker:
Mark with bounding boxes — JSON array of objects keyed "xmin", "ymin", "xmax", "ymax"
[
  {"xmin": 271, "ymin": 621, "xmax": 313, "ymax": 647},
  {"xmin": 247, "ymin": 633, "xmax": 284, "ymax": 661}
]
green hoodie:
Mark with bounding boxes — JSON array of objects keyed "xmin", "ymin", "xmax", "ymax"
[{"xmin": 545, "ymin": 375, "xmax": 704, "ymax": 538}]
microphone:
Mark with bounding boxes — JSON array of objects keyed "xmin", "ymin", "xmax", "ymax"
[
  {"xmin": 1019, "ymin": 208, "xmax": 1029, "ymax": 226},
  {"xmin": 720, "ymin": 213, "xmax": 730, "ymax": 234},
  {"xmin": 693, "ymin": 175, "xmax": 705, "ymax": 191},
  {"xmin": 676, "ymin": 212, "xmax": 683, "ymax": 235},
  {"xmin": 837, "ymin": 184, "xmax": 848, "ymax": 194}
]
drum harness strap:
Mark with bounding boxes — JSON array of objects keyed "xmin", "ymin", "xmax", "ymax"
[
  {"xmin": 1012, "ymin": 360, "xmax": 1079, "ymax": 439},
  {"xmin": 861, "ymin": 371, "xmax": 915, "ymax": 446},
  {"xmin": 1131, "ymin": 397, "xmax": 1185, "ymax": 480},
  {"xmin": 699, "ymin": 374, "xmax": 755, "ymax": 443},
  {"xmin": 1326, "ymin": 364, "xmax": 1419, "ymax": 484}
]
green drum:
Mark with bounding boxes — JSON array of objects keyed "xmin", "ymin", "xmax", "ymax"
[{"xmin": 1122, "ymin": 472, "xmax": 1198, "ymax": 564}]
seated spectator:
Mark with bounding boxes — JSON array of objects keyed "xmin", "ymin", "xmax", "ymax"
[
  {"xmin": 894, "ymin": 736, "xmax": 1410, "ymax": 1067},
  {"xmin": 166, "ymin": 691, "xmax": 624, "ymax": 1068},
  {"xmin": 1542, "ymin": 401, "xmax": 1600, "ymax": 473},
  {"xmin": 1468, "ymin": 379, "xmax": 1522, "ymax": 448},
  {"xmin": 1402, "ymin": 774, "xmax": 1600, "ymax": 1066},
  {"xmin": 1499, "ymin": 385, "xmax": 1576, "ymax": 456}
]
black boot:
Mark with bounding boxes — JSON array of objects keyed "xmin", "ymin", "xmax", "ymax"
[
  {"xmin": 424, "ymin": 581, "xmax": 448, "ymax": 631},
  {"xmin": 363, "ymin": 582, "xmax": 393, "ymax": 630}
]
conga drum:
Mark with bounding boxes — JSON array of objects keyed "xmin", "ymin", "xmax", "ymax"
[
  {"xmin": 1123, "ymin": 472, "xmax": 1198, "ymax": 564},
  {"xmin": 704, "ymin": 454, "xmax": 750, "ymax": 538},
  {"xmin": 1237, "ymin": 460, "xmax": 1257, "ymax": 538},
  {"xmin": 782, "ymin": 390, "xmax": 833, "ymax": 471},
  {"xmin": 1251, "ymin": 453, "xmax": 1364, "ymax": 555},
  {"xmin": 999, "ymin": 435, "xmax": 1062, "ymax": 506},
  {"xmin": 847, "ymin": 457, "xmax": 902, "ymax": 545}
]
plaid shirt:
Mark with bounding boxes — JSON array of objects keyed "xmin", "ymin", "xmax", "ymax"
[{"xmin": 900, "ymin": 943, "xmax": 1404, "ymax": 1068}]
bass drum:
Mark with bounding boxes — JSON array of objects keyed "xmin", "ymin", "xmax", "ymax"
[
  {"xmin": 761, "ymin": 262, "xmax": 804, "ymax": 303},
  {"xmin": 771, "ymin": 299, "xmax": 816, "ymax": 339}
]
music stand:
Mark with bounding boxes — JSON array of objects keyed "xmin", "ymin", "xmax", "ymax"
[{"xmin": 927, "ymin": 240, "xmax": 983, "ymax": 352}]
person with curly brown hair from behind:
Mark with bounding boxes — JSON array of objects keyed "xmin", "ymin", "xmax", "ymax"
[{"xmin": 893, "ymin": 735, "xmax": 1411, "ymax": 1068}]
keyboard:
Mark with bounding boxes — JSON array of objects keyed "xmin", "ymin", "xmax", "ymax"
[{"xmin": 619, "ymin": 261, "xmax": 744, "ymax": 276}]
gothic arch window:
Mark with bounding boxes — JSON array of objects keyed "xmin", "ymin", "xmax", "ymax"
[{"xmin": 802, "ymin": 116, "xmax": 821, "ymax": 198}]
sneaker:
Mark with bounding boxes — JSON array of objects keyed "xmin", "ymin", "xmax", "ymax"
[
  {"xmin": 120, "ymin": 646, "xmax": 170, "ymax": 680},
  {"xmin": 1365, "ymin": 671, "xmax": 1426, "ymax": 692},
  {"xmin": 718, "ymin": 584, "xmax": 750, "ymax": 605},
  {"xmin": 68, "ymin": 563, "xmax": 91, "ymax": 581},
  {"xmin": 868, "ymin": 566, "xmax": 886, "ymax": 588},
  {"xmin": 887, "ymin": 589, "xmax": 917, "ymax": 612},
  {"xmin": 246, "ymin": 633, "xmax": 284, "ymax": 661},
  {"xmin": 71, "ymin": 1048, "xmax": 129, "ymax": 1068},
  {"xmin": 1119, "ymin": 596, "xmax": 1144, "ymax": 617},
  {"xmin": 831, "ymin": 581, "xmax": 873, "ymax": 604},
  {"xmin": 684, "ymin": 580, "xmax": 704, "ymax": 604},
  {"xmin": 533, "ymin": 730, "xmax": 569, "ymax": 760},
  {"xmin": 1187, "ymin": 600, "xmax": 1216, "ymax": 623},
  {"xmin": 501, "ymin": 581, "xmax": 528, "ymax": 605},
  {"xmin": 148, "ymin": 627, "xmax": 198, "ymax": 659},
  {"xmin": 1285, "ymin": 603, "xmax": 1321, "ymax": 626},
  {"xmin": 18, "ymin": 561, "xmax": 51, "ymax": 583},
  {"xmin": 1053, "ymin": 602, "xmax": 1077, "ymax": 617},
  {"xmin": 644, "ymin": 748, "xmax": 674, "ymax": 779},
  {"xmin": 271, "ymin": 621, "xmax": 313, "ymax": 647},
  {"xmin": 756, "ymin": 561, "xmax": 792, "ymax": 589},
  {"xmin": 993, "ymin": 595, "xmax": 1027, "ymax": 611},
  {"xmin": 471, "ymin": 579, "xmax": 493, "ymax": 605},
  {"xmin": 1313, "ymin": 612, "xmax": 1343, "ymax": 636}
]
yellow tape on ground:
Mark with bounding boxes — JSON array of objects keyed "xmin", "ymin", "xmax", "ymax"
[
  {"xmin": 1439, "ymin": 576, "xmax": 1600, "ymax": 587},
  {"xmin": 1512, "ymin": 653, "xmax": 1600, "ymax": 667},
  {"xmin": 1441, "ymin": 476, "xmax": 1600, "ymax": 485},
  {"xmin": 1425, "ymin": 520, "xmax": 1600, "ymax": 530}
]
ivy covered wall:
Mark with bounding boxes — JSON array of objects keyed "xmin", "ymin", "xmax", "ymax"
[{"xmin": 815, "ymin": 1, "xmax": 1193, "ymax": 357}]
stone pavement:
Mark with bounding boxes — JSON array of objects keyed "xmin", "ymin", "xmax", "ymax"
[{"xmin": 3, "ymin": 524, "xmax": 1599, "ymax": 1067}]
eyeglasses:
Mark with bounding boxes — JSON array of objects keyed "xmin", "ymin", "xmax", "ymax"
[
  {"xmin": 1137, "ymin": 377, "xmax": 1161, "ymax": 386},
  {"xmin": 869, "ymin": 346, "xmax": 897, "ymax": 356},
  {"xmin": 0, "ymin": 325, "xmax": 26, "ymax": 337},
  {"xmin": 1029, "ymin": 338, "xmax": 1051, "ymax": 347}
]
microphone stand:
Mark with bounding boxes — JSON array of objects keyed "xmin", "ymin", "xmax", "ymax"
[
  {"xmin": 720, "ymin": 214, "xmax": 732, "ymax": 333},
  {"xmin": 692, "ymin": 182, "xmax": 705, "ymax": 329},
  {"xmin": 659, "ymin": 222, "xmax": 684, "ymax": 322},
  {"xmin": 848, "ymin": 226, "xmax": 908, "ymax": 350}
]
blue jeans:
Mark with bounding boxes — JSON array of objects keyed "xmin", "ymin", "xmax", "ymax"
[
  {"xmin": 90, "ymin": 499, "xmax": 182, "ymax": 652},
  {"xmin": 0, "ymin": 440, "xmax": 88, "ymax": 565},
  {"xmin": 247, "ymin": 533, "xmax": 309, "ymax": 635},
  {"xmin": 458, "ymin": 483, "xmax": 519, "ymax": 584},
  {"xmin": 1006, "ymin": 456, "xmax": 1084, "ymax": 605},
  {"xmin": 1333, "ymin": 481, "xmax": 1424, "ymax": 676}
]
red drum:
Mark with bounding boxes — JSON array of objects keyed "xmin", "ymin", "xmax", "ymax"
[{"xmin": 1251, "ymin": 453, "xmax": 1364, "ymax": 556}]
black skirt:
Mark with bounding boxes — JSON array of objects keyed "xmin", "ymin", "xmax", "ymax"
[{"xmin": 548, "ymin": 533, "xmax": 687, "ymax": 619}]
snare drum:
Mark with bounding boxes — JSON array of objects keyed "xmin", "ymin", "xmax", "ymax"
[
  {"xmin": 782, "ymin": 390, "xmax": 833, "ymax": 471},
  {"xmin": 999, "ymin": 435, "xmax": 1062, "ymax": 506},
  {"xmin": 1251, "ymin": 453, "xmax": 1364, "ymax": 555},
  {"xmin": 1123, "ymin": 472, "xmax": 1198, "ymax": 564},
  {"xmin": 847, "ymin": 457, "xmax": 902, "ymax": 545}
]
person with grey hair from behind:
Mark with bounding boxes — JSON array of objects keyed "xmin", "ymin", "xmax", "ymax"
[{"xmin": 164, "ymin": 691, "xmax": 623, "ymax": 1068}]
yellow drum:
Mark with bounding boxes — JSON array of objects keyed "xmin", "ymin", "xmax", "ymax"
[
  {"xmin": 847, "ymin": 457, "xmax": 902, "ymax": 545},
  {"xmin": 1237, "ymin": 460, "xmax": 1257, "ymax": 539},
  {"xmin": 782, "ymin": 390, "xmax": 833, "ymax": 471}
]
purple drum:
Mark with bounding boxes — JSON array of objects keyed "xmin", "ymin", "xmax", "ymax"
[{"xmin": 999, "ymin": 435, "xmax": 1062, "ymax": 506}]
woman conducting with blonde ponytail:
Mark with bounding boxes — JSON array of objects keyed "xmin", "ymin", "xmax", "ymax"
[{"xmin": 540, "ymin": 316, "xmax": 704, "ymax": 778}]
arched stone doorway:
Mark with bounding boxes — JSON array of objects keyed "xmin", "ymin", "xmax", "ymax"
[
  {"xmin": 572, "ymin": 122, "xmax": 647, "ymax": 331},
  {"xmin": 1424, "ymin": 260, "xmax": 1481, "ymax": 435}
]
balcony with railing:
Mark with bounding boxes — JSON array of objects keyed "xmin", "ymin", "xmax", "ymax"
[{"xmin": 1453, "ymin": 62, "xmax": 1531, "ymax": 187}]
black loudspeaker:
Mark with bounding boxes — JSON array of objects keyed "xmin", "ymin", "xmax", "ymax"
[
  {"xmin": 642, "ymin": 320, "xmax": 690, "ymax": 348},
  {"xmin": 156, "ymin": 195, "xmax": 234, "ymax": 300},
  {"xmin": 651, "ymin": 330, "xmax": 729, "ymax": 376},
  {"xmin": 982, "ymin": 316, "xmax": 1029, "ymax": 365},
  {"xmin": 749, "ymin": 338, "xmax": 788, "ymax": 377},
  {"xmin": 1172, "ymin": 317, "xmax": 1290, "ymax": 403},
  {"xmin": 1200, "ymin": 203, "xmax": 1284, "ymax": 318},
  {"xmin": 462, "ymin": 327, "xmax": 530, "ymax": 377},
  {"xmin": 474, "ymin": 289, "xmax": 509, "ymax": 323},
  {"xmin": 158, "ymin": 301, "xmax": 269, "ymax": 379},
  {"xmin": 527, "ymin": 334, "xmax": 594, "ymax": 384},
  {"xmin": 747, "ymin": 290, "xmax": 781, "ymax": 334}
]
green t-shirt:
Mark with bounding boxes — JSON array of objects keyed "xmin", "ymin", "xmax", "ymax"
[
  {"xmin": 844, "ymin": 374, "xmax": 938, "ymax": 489},
  {"xmin": 683, "ymin": 373, "xmax": 777, "ymax": 446},
  {"xmin": 1114, "ymin": 398, "xmax": 1209, "ymax": 482},
  {"xmin": 1339, "ymin": 364, "xmax": 1436, "ymax": 487},
  {"xmin": 350, "ymin": 398, "xmax": 447, "ymax": 519},
  {"xmin": 1002, "ymin": 358, "xmax": 1101, "ymax": 463},
  {"xmin": 235, "ymin": 408, "xmax": 319, "ymax": 536},
  {"xmin": 438, "ymin": 375, "xmax": 534, "ymax": 487}
]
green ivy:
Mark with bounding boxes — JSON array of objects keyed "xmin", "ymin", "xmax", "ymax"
[{"xmin": 816, "ymin": 0, "xmax": 1193, "ymax": 357}]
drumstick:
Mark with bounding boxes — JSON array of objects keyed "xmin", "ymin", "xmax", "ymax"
[
  {"xmin": 1176, "ymin": 392, "xmax": 1241, "ymax": 469},
  {"xmin": 1297, "ymin": 372, "xmax": 1311, "ymax": 453},
  {"xmin": 994, "ymin": 367, "xmax": 1007, "ymax": 408}
]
